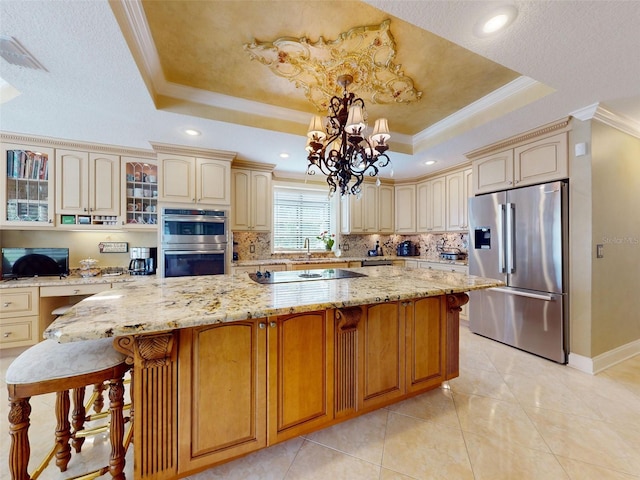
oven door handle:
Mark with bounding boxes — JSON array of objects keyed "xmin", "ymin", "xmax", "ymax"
[
  {"xmin": 162, "ymin": 216, "xmax": 226, "ymax": 223},
  {"xmin": 163, "ymin": 249, "xmax": 226, "ymax": 255}
]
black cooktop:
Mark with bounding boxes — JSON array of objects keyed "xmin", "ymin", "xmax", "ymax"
[{"xmin": 249, "ymin": 268, "xmax": 367, "ymax": 284}]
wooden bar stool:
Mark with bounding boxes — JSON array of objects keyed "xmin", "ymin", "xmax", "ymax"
[{"xmin": 6, "ymin": 338, "xmax": 130, "ymax": 480}]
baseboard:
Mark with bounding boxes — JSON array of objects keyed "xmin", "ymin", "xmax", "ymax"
[{"xmin": 568, "ymin": 339, "xmax": 640, "ymax": 374}]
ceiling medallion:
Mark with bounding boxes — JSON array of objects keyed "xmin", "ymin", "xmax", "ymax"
[{"xmin": 244, "ymin": 20, "xmax": 422, "ymax": 112}]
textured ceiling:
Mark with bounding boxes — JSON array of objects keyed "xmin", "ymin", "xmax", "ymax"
[
  {"xmin": 0, "ymin": 1, "xmax": 639, "ymax": 180},
  {"xmin": 140, "ymin": 0, "xmax": 519, "ymax": 137}
]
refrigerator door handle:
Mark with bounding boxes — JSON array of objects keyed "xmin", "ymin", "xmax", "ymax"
[
  {"xmin": 489, "ymin": 287, "xmax": 556, "ymax": 301},
  {"xmin": 499, "ymin": 203, "xmax": 506, "ymax": 273},
  {"xmin": 506, "ymin": 202, "xmax": 515, "ymax": 273}
]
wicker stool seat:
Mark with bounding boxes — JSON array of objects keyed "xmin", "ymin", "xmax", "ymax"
[{"xmin": 6, "ymin": 338, "xmax": 130, "ymax": 480}]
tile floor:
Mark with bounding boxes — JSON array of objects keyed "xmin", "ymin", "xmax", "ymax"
[{"xmin": 2, "ymin": 325, "xmax": 639, "ymax": 479}]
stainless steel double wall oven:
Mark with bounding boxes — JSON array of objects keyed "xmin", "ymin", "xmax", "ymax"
[{"xmin": 160, "ymin": 208, "xmax": 228, "ymax": 277}]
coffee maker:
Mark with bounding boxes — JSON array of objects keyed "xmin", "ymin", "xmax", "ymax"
[{"xmin": 129, "ymin": 247, "xmax": 157, "ymax": 275}]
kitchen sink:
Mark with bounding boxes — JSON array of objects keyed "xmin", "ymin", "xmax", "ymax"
[{"xmin": 249, "ymin": 269, "xmax": 367, "ymax": 284}]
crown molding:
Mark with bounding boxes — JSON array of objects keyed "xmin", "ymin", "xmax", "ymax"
[
  {"xmin": 572, "ymin": 102, "xmax": 640, "ymax": 140},
  {"xmin": 149, "ymin": 141, "xmax": 236, "ymax": 161},
  {"xmin": 465, "ymin": 117, "xmax": 571, "ymax": 160},
  {"xmin": 232, "ymin": 159, "xmax": 276, "ymax": 172},
  {"xmin": 0, "ymin": 131, "xmax": 156, "ymax": 158}
]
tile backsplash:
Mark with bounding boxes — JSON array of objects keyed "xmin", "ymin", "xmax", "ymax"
[{"xmin": 232, "ymin": 231, "xmax": 468, "ymax": 261}]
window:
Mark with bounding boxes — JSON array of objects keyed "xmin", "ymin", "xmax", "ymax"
[{"xmin": 273, "ymin": 186, "xmax": 336, "ymax": 251}]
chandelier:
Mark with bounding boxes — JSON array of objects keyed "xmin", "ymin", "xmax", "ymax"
[{"xmin": 305, "ymin": 75, "xmax": 391, "ymax": 196}]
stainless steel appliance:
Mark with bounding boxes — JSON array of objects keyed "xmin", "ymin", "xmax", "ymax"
[
  {"xmin": 468, "ymin": 180, "xmax": 568, "ymax": 363},
  {"xmin": 128, "ymin": 247, "xmax": 156, "ymax": 275},
  {"xmin": 396, "ymin": 240, "xmax": 418, "ymax": 257},
  {"xmin": 160, "ymin": 208, "xmax": 228, "ymax": 277}
]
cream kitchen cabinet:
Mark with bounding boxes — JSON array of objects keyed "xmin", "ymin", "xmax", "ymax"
[
  {"xmin": 55, "ymin": 149, "xmax": 120, "ymax": 225},
  {"xmin": 394, "ymin": 184, "xmax": 416, "ymax": 233},
  {"xmin": 121, "ymin": 157, "xmax": 158, "ymax": 229},
  {"xmin": 472, "ymin": 132, "xmax": 568, "ymax": 194},
  {"xmin": 0, "ymin": 287, "xmax": 39, "ymax": 349},
  {"xmin": 446, "ymin": 168, "xmax": 472, "ymax": 232},
  {"xmin": 1, "ymin": 141, "xmax": 55, "ymax": 227},
  {"xmin": 157, "ymin": 153, "xmax": 231, "ymax": 206},
  {"xmin": 231, "ymin": 168, "xmax": 272, "ymax": 231},
  {"xmin": 341, "ymin": 183, "xmax": 393, "ymax": 234},
  {"xmin": 416, "ymin": 176, "xmax": 446, "ymax": 232}
]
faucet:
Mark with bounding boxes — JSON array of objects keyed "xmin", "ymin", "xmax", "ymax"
[{"xmin": 303, "ymin": 237, "xmax": 310, "ymax": 258}]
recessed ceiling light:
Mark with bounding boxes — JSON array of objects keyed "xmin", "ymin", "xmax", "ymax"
[
  {"xmin": 425, "ymin": 160, "xmax": 437, "ymax": 166},
  {"xmin": 474, "ymin": 5, "xmax": 518, "ymax": 37},
  {"xmin": 184, "ymin": 129, "xmax": 201, "ymax": 136},
  {"xmin": 279, "ymin": 153, "xmax": 290, "ymax": 159}
]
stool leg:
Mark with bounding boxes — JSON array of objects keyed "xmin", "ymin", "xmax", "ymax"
[
  {"xmin": 93, "ymin": 382, "xmax": 106, "ymax": 414},
  {"xmin": 8, "ymin": 396, "xmax": 31, "ymax": 480},
  {"xmin": 108, "ymin": 376, "xmax": 126, "ymax": 480},
  {"xmin": 71, "ymin": 386, "xmax": 86, "ymax": 453},
  {"xmin": 54, "ymin": 390, "xmax": 72, "ymax": 472}
]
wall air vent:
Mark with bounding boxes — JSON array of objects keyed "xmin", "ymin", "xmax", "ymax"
[{"xmin": 0, "ymin": 35, "xmax": 47, "ymax": 71}]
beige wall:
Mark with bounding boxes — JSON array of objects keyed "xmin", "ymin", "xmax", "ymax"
[
  {"xmin": 1, "ymin": 230, "xmax": 157, "ymax": 271},
  {"xmin": 569, "ymin": 119, "xmax": 594, "ymax": 357},
  {"xmin": 590, "ymin": 121, "xmax": 640, "ymax": 356}
]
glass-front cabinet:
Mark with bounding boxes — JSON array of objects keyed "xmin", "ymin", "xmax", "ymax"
[
  {"xmin": 122, "ymin": 157, "xmax": 158, "ymax": 229},
  {"xmin": 1, "ymin": 143, "xmax": 55, "ymax": 227}
]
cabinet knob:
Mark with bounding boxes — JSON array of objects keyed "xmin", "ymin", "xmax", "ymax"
[
  {"xmin": 3, "ymin": 302, "xmax": 11, "ymax": 307},
  {"xmin": 269, "ymin": 321, "xmax": 277, "ymax": 328},
  {"xmin": 3, "ymin": 332, "xmax": 10, "ymax": 337},
  {"xmin": 73, "ymin": 289, "xmax": 80, "ymax": 294},
  {"xmin": 49, "ymin": 219, "xmax": 53, "ymax": 223},
  {"xmin": 259, "ymin": 322, "xmax": 266, "ymax": 329},
  {"xmin": 83, "ymin": 207, "xmax": 88, "ymax": 212}
]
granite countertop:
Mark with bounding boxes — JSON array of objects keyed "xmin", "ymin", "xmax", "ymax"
[
  {"xmin": 45, "ymin": 266, "xmax": 500, "ymax": 343},
  {"xmin": 233, "ymin": 255, "xmax": 468, "ymax": 267},
  {"xmin": 0, "ymin": 273, "xmax": 139, "ymax": 289}
]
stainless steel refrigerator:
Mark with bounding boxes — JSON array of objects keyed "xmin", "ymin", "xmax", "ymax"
[{"xmin": 468, "ymin": 180, "xmax": 568, "ymax": 363}]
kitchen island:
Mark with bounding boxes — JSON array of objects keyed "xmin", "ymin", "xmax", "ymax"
[{"xmin": 44, "ymin": 266, "xmax": 502, "ymax": 479}]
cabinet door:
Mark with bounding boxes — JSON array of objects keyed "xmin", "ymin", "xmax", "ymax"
[
  {"xmin": 231, "ymin": 169, "xmax": 251, "ymax": 229},
  {"xmin": 159, "ymin": 154, "xmax": 195, "ymax": 203},
  {"xmin": 378, "ymin": 185, "xmax": 394, "ymax": 233},
  {"xmin": 56, "ymin": 149, "xmax": 89, "ymax": 214},
  {"xmin": 343, "ymin": 194, "xmax": 364, "ymax": 233},
  {"xmin": 178, "ymin": 322, "xmax": 266, "ymax": 473},
  {"xmin": 89, "ymin": 153, "xmax": 120, "ymax": 215},
  {"xmin": 403, "ymin": 297, "xmax": 446, "ymax": 394},
  {"xmin": 251, "ymin": 171, "xmax": 272, "ymax": 231},
  {"xmin": 359, "ymin": 302, "xmax": 405, "ymax": 410},
  {"xmin": 395, "ymin": 184, "xmax": 416, "ymax": 233},
  {"xmin": 1, "ymin": 143, "xmax": 55, "ymax": 226},
  {"xmin": 416, "ymin": 180, "xmax": 430, "ymax": 232},
  {"xmin": 514, "ymin": 132, "xmax": 568, "ymax": 187},
  {"xmin": 446, "ymin": 171, "xmax": 465, "ymax": 231},
  {"xmin": 268, "ymin": 311, "xmax": 334, "ymax": 444},
  {"xmin": 472, "ymin": 150, "xmax": 514, "ymax": 194},
  {"xmin": 429, "ymin": 176, "xmax": 446, "ymax": 232},
  {"xmin": 463, "ymin": 168, "xmax": 473, "ymax": 229},
  {"xmin": 197, "ymin": 158, "xmax": 230, "ymax": 205},
  {"xmin": 362, "ymin": 183, "xmax": 379, "ymax": 232}
]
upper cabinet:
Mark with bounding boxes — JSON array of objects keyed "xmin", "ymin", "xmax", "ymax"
[
  {"xmin": 469, "ymin": 122, "xmax": 570, "ymax": 195},
  {"xmin": 445, "ymin": 168, "xmax": 472, "ymax": 232},
  {"xmin": 231, "ymin": 163, "xmax": 274, "ymax": 231},
  {"xmin": 121, "ymin": 157, "xmax": 158, "ymax": 229},
  {"xmin": 55, "ymin": 149, "xmax": 120, "ymax": 226},
  {"xmin": 394, "ymin": 184, "xmax": 416, "ymax": 234},
  {"xmin": 153, "ymin": 143, "xmax": 235, "ymax": 206},
  {"xmin": 416, "ymin": 175, "xmax": 446, "ymax": 233},
  {"xmin": 1, "ymin": 141, "xmax": 55, "ymax": 227},
  {"xmin": 341, "ymin": 182, "xmax": 394, "ymax": 234}
]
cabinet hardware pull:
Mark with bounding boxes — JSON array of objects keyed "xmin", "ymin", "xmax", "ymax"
[
  {"xmin": 4, "ymin": 332, "xmax": 10, "ymax": 337},
  {"xmin": 269, "ymin": 322, "xmax": 277, "ymax": 328},
  {"xmin": 3, "ymin": 302, "xmax": 11, "ymax": 307},
  {"xmin": 259, "ymin": 322, "xmax": 266, "ymax": 329},
  {"xmin": 73, "ymin": 289, "xmax": 80, "ymax": 294}
]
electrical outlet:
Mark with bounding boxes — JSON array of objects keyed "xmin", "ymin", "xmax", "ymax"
[
  {"xmin": 249, "ymin": 243, "xmax": 255, "ymax": 253},
  {"xmin": 596, "ymin": 244, "xmax": 604, "ymax": 258}
]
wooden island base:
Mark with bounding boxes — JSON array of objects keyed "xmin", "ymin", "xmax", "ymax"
[{"xmin": 114, "ymin": 293, "xmax": 468, "ymax": 479}]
